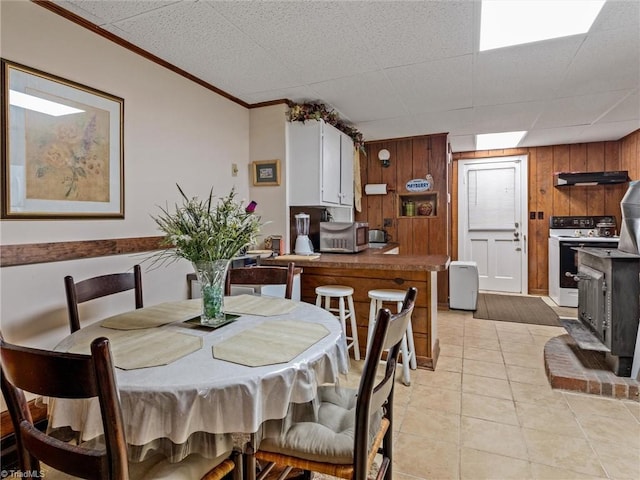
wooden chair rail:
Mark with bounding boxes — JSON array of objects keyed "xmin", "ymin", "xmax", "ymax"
[{"xmin": 1, "ymin": 237, "xmax": 165, "ymax": 267}]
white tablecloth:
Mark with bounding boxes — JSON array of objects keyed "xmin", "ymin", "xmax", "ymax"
[{"xmin": 48, "ymin": 298, "xmax": 349, "ymax": 461}]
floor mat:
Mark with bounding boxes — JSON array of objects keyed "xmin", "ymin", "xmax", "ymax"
[{"xmin": 473, "ymin": 293, "xmax": 561, "ymax": 326}]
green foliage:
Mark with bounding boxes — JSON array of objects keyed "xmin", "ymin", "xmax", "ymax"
[
  {"xmin": 287, "ymin": 101, "xmax": 366, "ymax": 153},
  {"xmin": 150, "ymin": 185, "xmax": 262, "ymax": 266}
]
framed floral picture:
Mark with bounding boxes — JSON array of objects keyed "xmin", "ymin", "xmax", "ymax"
[
  {"xmin": 1, "ymin": 59, "xmax": 124, "ymax": 219},
  {"xmin": 252, "ymin": 159, "xmax": 280, "ymax": 186}
]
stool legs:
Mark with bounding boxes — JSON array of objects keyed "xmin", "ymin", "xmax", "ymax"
[
  {"xmin": 367, "ymin": 297, "xmax": 416, "ymax": 386},
  {"xmin": 406, "ymin": 318, "xmax": 417, "ymax": 370},
  {"xmin": 347, "ymin": 294, "xmax": 360, "ymax": 361},
  {"xmin": 367, "ymin": 299, "xmax": 378, "ymax": 355},
  {"xmin": 316, "ymin": 293, "xmax": 359, "ymax": 361}
]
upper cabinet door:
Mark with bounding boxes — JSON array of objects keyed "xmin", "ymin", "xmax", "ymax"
[
  {"xmin": 321, "ymin": 123, "xmax": 342, "ymax": 205},
  {"xmin": 340, "ymin": 132, "xmax": 354, "ymax": 206},
  {"xmin": 288, "ymin": 119, "xmax": 354, "ymax": 208}
]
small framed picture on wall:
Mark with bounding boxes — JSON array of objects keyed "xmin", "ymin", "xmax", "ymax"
[{"xmin": 252, "ymin": 159, "xmax": 280, "ymax": 186}]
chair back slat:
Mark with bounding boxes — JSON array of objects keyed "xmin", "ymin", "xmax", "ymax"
[
  {"xmin": 225, "ymin": 262, "xmax": 296, "ymax": 299},
  {"xmin": 1, "ymin": 343, "xmax": 98, "ymax": 398},
  {"xmin": 75, "ymin": 273, "xmax": 136, "ymax": 303},
  {"xmin": 0, "ymin": 334, "xmax": 129, "ymax": 479},
  {"xmin": 65, "ymin": 265, "xmax": 143, "ymax": 333},
  {"xmin": 20, "ymin": 423, "xmax": 108, "ymax": 479}
]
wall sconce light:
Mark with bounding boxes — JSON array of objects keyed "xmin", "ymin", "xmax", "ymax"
[{"xmin": 378, "ymin": 149, "xmax": 391, "ymax": 168}]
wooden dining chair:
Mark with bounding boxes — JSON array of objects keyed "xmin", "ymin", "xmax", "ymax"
[
  {"xmin": 225, "ymin": 262, "xmax": 296, "ymax": 299},
  {"xmin": 255, "ymin": 286, "xmax": 418, "ymax": 480},
  {"xmin": 64, "ymin": 265, "xmax": 144, "ymax": 333},
  {"xmin": 0, "ymin": 333, "xmax": 236, "ymax": 480}
]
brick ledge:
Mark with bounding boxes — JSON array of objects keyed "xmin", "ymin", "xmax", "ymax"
[{"xmin": 544, "ymin": 334, "xmax": 639, "ymax": 402}]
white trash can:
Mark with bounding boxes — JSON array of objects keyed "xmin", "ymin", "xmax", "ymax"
[{"xmin": 449, "ymin": 261, "xmax": 479, "ymax": 310}]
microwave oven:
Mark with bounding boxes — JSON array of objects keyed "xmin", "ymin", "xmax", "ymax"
[{"xmin": 319, "ymin": 222, "xmax": 369, "ymax": 253}]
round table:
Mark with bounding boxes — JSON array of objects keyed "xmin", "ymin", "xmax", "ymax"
[{"xmin": 48, "ymin": 297, "xmax": 349, "ymax": 463}]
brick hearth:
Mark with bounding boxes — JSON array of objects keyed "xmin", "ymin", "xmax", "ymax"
[{"xmin": 544, "ymin": 334, "xmax": 639, "ymax": 402}]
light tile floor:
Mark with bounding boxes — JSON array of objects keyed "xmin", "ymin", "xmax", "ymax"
[{"xmin": 336, "ymin": 309, "xmax": 640, "ymax": 480}]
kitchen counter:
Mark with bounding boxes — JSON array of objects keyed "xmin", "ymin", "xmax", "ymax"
[
  {"xmin": 265, "ymin": 246, "xmax": 448, "ymax": 271},
  {"xmin": 263, "ymin": 250, "xmax": 450, "ymax": 370}
]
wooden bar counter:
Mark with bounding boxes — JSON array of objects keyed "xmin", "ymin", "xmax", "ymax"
[{"xmin": 262, "ymin": 247, "xmax": 450, "ymax": 370}]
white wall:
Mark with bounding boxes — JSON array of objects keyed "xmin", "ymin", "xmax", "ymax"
[
  {"xmin": 0, "ymin": 1, "xmax": 251, "ymax": 349},
  {"xmin": 249, "ymin": 104, "xmax": 289, "ymax": 250}
]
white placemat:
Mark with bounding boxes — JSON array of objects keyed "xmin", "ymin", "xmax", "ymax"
[
  {"xmin": 102, "ymin": 299, "xmax": 201, "ymax": 330},
  {"xmin": 223, "ymin": 294, "xmax": 298, "ymax": 316},
  {"xmin": 67, "ymin": 329, "xmax": 202, "ymax": 370},
  {"xmin": 213, "ymin": 320, "xmax": 329, "ymax": 366}
]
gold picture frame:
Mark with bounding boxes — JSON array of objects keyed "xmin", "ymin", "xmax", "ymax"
[
  {"xmin": 1, "ymin": 59, "xmax": 124, "ymax": 219},
  {"xmin": 252, "ymin": 159, "xmax": 280, "ymax": 186}
]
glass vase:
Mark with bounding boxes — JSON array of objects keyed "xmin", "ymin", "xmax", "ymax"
[{"xmin": 193, "ymin": 259, "xmax": 231, "ymax": 326}]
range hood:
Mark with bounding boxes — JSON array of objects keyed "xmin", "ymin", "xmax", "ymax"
[{"xmin": 554, "ymin": 170, "xmax": 629, "ymax": 187}]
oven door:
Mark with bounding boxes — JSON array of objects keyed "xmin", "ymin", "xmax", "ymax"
[
  {"xmin": 559, "ymin": 240, "xmax": 619, "ymax": 288},
  {"xmin": 355, "ymin": 225, "xmax": 369, "ymax": 249}
]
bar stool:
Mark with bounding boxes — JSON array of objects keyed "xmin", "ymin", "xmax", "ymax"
[
  {"xmin": 367, "ymin": 288, "xmax": 417, "ymax": 385},
  {"xmin": 315, "ymin": 285, "xmax": 360, "ymax": 361}
]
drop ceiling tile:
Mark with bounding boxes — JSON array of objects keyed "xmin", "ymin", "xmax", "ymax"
[
  {"xmin": 210, "ymin": 1, "xmax": 378, "ymax": 83},
  {"xmin": 105, "ymin": 2, "xmax": 301, "ymax": 96},
  {"xmin": 535, "ymin": 91, "xmax": 632, "ymax": 129},
  {"xmin": 556, "ymin": 27, "xmax": 640, "ymax": 97},
  {"xmin": 471, "ymin": 101, "xmax": 545, "ymax": 133},
  {"xmin": 346, "ymin": 0, "xmax": 475, "ymax": 68},
  {"xmin": 357, "ymin": 116, "xmax": 420, "ymax": 142},
  {"xmin": 474, "ymin": 37, "xmax": 583, "ymax": 105},
  {"xmin": 60, "ymin": 0, "xmax": 177, "ymax": 24},
  {"xmin": 52, "ymin": 1, "xmax": 106, "ymax": 25},
  {"xmin": 449, "ymin": 135, "xmax": 477, "ymax": 153},
  {"xmin": 413, "ymin": 108, "xmax": 473, "ymax": 136},
  {"xmin": 580, "ymin": 120, "xmax": 640, "ymax": 143},
  {"xmin": 243, "ymin": 86, "xmax": 321, "ymax": 105},
  {"xmin": 309, "ymin": 72, "xmax": 406, "ymax": 122},
  {"xmin": 111, "ymin": 3, "xmax": 245, "ymax": 55},
  {"xmin": 591, "ymin": 0, "xmax": 640, "ymax": 32},
  {"xmin": 600, "ymin": 91, "xmax": 640, "ymax": 123},
  {"xmin": 520, "ymin": 126, "xmax": 587, "ymax": 148},
  {"xmin": 385, "ymin": 55, "xmax": 473, "ymax": 114}
]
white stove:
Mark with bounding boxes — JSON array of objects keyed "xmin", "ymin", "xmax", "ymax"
[{"xmin": 548, "ymin": 216, "xmax": 620, "ymax": 307}]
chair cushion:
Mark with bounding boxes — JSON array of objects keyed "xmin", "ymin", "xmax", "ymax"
[{"xmin": 259, "ymin": 386, "xmax": 382, "ymax": 465}]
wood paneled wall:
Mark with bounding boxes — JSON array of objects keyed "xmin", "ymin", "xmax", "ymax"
[
  {"xmin": 355, "ymin": 133, "xmax": 450, "ymax": 305},
  {"xmin": 452, "ymin": 131, "xmax": 639, "ymax": 295}
]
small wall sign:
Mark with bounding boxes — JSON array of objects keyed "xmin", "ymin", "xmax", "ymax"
[{"xmin": 406, "ymin": 178, "xmax": 432, "ymax": 192}]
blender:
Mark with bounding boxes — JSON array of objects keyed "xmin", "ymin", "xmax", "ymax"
[{"xmin": 294, "ymin": 213, "xmax": 314, "ymax": 255}]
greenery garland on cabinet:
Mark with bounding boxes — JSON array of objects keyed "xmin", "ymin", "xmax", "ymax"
[{"xmin": 287, "ymin": 101, "xmax": 366, "ymax": 154}]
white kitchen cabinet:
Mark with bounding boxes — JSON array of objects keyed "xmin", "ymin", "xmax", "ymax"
[{"xmin": 288, "ymin": 120, "xmax": 354, "ymax": 207}]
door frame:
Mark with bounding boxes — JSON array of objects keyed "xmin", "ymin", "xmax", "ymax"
[{"xmin": 457, "ymin": 155, "xmax": 529, "ymax": 294}]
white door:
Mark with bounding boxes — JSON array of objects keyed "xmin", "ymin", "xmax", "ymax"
[{"xmin": 458, "ymin": 156, "xmax": 528, "ymax": 293}]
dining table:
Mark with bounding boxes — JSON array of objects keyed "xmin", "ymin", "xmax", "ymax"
[{"xmin": 47, "ymin": 294, "xmax": 349, "ymax": 479}]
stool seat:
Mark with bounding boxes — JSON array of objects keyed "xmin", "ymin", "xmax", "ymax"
[
  {"xmin": 368, "ymin": 289, "xmax": 406, "ymax": 302},
  {"xmin": 367, "ymin": 288, "xmax": 417, "ymax": 386},
  {"xmin": 316, "ymin": 285, "xmax": 354, "ymax": 297},
  {"xmin": 315, "ymin": 285, "xmax": 360, "ymax": 361}
]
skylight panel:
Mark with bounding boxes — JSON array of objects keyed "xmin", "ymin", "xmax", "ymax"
[
  {"xmin": 480, "ymin": 0, "xmax": 606, "ymax": 51},
  {"xmin": 476, "ymin": 131, "xmax": 526, "ymax": 150}
]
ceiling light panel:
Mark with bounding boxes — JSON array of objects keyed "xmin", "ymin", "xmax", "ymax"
[
  {"xmin": 476, "ymin": 131, "xmax": 526, "ymax": 150},
  {"xmin": 480, "ymin": 0, "xmax": 606, "ymax": 51}
]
